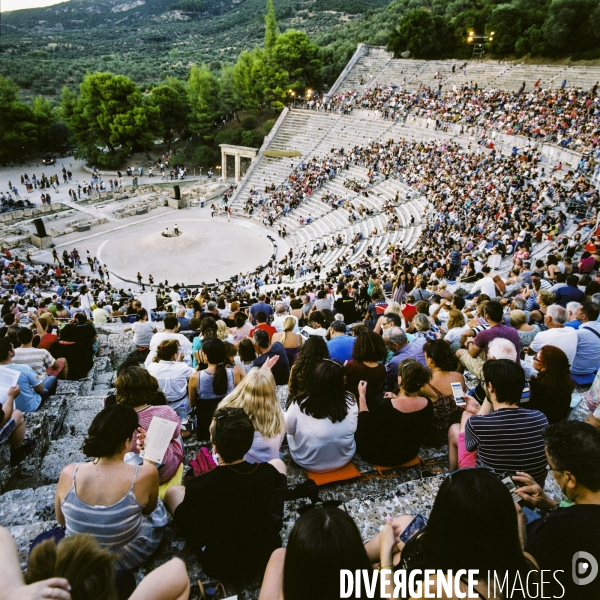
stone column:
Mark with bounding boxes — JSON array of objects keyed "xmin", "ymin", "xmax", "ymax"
[
  {"xmin": 234, "ymin": 153, "xmax": 241, "ymax": 183},
  {"xmin": 221, "ymin": 151, "xmax": 227, "ymax": 182}
]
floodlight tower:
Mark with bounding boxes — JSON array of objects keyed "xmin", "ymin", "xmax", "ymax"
[{"xmin": 467, "ymin": 30, "xmax": 495, "ymax": 58}]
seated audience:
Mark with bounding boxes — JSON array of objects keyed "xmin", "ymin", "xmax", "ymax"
[
  {"xmin": 165, "ymin": 407, "xmax": 286, "ymax": 582},
  {"xmin": 528, "ymin": 304, "xmax": 577, "ymax": 365},
  {"xmin": 420, "ymin": 339, "xmax": 466, "ymax": 447},
  {"xmin": 343, "ymin": 330, "xmax": 386, "ymax": 402},
  {"xmin": 365, "ymin": 468, "xmax": 539, "ymax": 598},
  {"xmin": 455, "ymin": 359, "xmax": 548, "ymax": 485},
  {"xmin": 219, "ymin": 367, "xmax": 285, "ymax": 463},
  {"xmin": 49, "ymin": 324, "xmax": 94, "ymax": 381},
  {"xmin": 383, "ymin": 327, "xmax": 427, "ymax": 390},
  {"xmin": 2, "ymin": 529, "xmax": 190, "ymax": 600},
  {"xmin": 116, "ymin": 366, "xmax": 183, "ymax": 485},
  {"xmin": 144, "ymin": 316, "xmax": 193, "ymax": 367},
  {"xmin": 124, "ymin": 309, "xmax": 157, "ymax": 353},
  {"xmin": 528, "ymin": 345, "xmax": 573, "ymax": 423},
  {"xmin": 0, "ymin": 384, "xmax": 36, "ymax": 467},
  {"xmin": 249, "ymin": 310, "xmax": 277, "ymax": 342},
  {"xmin": 14, "ymin": 326, "xmax": 65, "ymax": 388},
  {"xmin": 259, "ymin": 504, "xmax": 387, "ymax": 600},
  {"xmin": 146, "ymin": 340, "xmax": 196, "ymax": 419},
  {"xmin": 287, "ymin": 335, "xmax": 330, "ymax": 399},
  {"xmin": 188, "ymin": 338, "xmax": 235, "ymax": 440},
  {"xmin": 237, "ymin": 337, "xmax": 257, "ymax": 373},
  {"xmin": 0, "ymin": 338, "xmax": 49, "ymax": 413},
  {"xmin": 355, "ymin": 359, "xmax": 433, "ymax": 465},
  {"xmin": 509, "ymin": 309, "xmax": 540, "ymax": 349},
  {"xmin": 571, "ymin": 301, "xmax": 600, "ymax": 379},
  {"xmin": 55, "ymin": 404, "xmax": 167, "ymax": 569},
  {"xmin": 326, "ymin": 320, "xmax": 355, "ymax": 363},
  {"xmin": 286, "ymin": 360, "xmax": 358, "ymax": 472},
  {"xmin": 272, "ymin": 316, "xmax": 302, "ymax": 367},
  {"xmin": 515, "ymin": 421, "xmax": 600, "ymax": 600},
  {"xmin": 252, "ymin": 329, "xmax": 290, "ymax": 385}
]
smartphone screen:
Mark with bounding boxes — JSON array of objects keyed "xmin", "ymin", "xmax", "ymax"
[
  {"xmin": 400, "ymin": 513, "xmax": 428, "ymax": 543},
  {"xmin": 451, "ymin": 382, "xmax": 466, "ymax": 406},
  {"xmin": 500, "ymin": 473, "xmax": 522, "ymax": 505}
]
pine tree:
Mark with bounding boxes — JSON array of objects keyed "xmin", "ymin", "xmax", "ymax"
[{"xmin": 264, "ymin": 0, "xmax": 279, "ymax": 53}]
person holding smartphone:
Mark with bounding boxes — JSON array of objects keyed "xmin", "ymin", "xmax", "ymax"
[{"xmin": 355, "ymin": 359, "xmax": 433, "ymax": 466}]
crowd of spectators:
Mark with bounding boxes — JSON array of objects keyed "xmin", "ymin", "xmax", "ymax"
[
  {"xmin": 310, "ymin": 80, "xmax": 600, "ymax": 155},
  {"xmin": 2, "ymin": 82, "xmax": 600, "ymax": 600}
]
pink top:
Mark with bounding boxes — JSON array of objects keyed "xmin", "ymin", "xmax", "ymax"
[{"xmin": 131, "ymin": 405, "xmax": 183, "ymax": 484}]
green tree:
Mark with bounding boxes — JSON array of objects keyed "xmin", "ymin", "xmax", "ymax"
[
  {"xmin": 148, "ymin": 82, "xmax": 189, "ymax": 150},
  {"xmin": 0, "ymin": 75, "xmax": 37, "ymax": 163},
  {"xmin": 219, "ymin": 64, "xmax": 242, "ymax": 122},
  {"xmin": 188, "ymin": 63, "xmax": 221, "ymax": 137},
  {"xmin": 64, "ymin": 72, "xmax": 161, "ymax": 168},
  {"xmin": 387, "ymin": 8, "xmax": 452, "ymax": 60},
  {"xmin": 264, "ymin": 0, "xmax": 279, "ymax": 54},
  {"xmin": 272, "ymin": 29, "xmax": 323, "ymax": 93},
  {"xmin": 488, "ymin": 4, "xmax": 525, "ymax": 56},
  {"xmin": 542, "ymin": 0, "xmax": 598, "ymax": 55},
  {"xmin": 233, "ymin": 49, "xmax": 264, "ymax": 110}
]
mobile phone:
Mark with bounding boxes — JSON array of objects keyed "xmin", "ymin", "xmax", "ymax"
[
  {"xmin": 500, "ymin": 473, "xmax": 522, "ymax": 505},
  {"xmin": 451, "ymin": 382, "xmax": 466, "ymax": 406},
  {"xmin": 400, "ymin": 513, "xmax": 428, "ymax": 543}
]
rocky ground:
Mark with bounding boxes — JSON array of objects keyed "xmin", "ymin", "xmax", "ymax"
[{"xmin": 0, "ymin": 323, "xmax": 584, "ymax": 599}]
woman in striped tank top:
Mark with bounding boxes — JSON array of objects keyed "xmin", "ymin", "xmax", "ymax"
[{"xmin": 55, "ymin": 404, "xmax": 167, "ymax": 570}]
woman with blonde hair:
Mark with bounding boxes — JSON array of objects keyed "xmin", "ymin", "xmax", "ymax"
[
  {"xmin": 444, "ymin": 308, "xmax": 468, "ymax": 350},
  {"xmin": 219, "ymin": 367, "xmax": 285, "ymax": 463},
  {"xmin": 216, "ymin": 319, "xmax": 234, "ymax": 343},
  {"xmin": 509, "ymin": 309, "xmax": 539, "ymax": 349},
  {"xmin": 272, "ymin": 316, "xmax": 302, "ymax": 366},
  {"xmin": 373, "ymin": 301, "xmax": 403, "ymax": 334}
]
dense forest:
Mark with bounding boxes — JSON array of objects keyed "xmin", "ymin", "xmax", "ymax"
[{"xmin": 1, "ymin": 0, "xmax": 599, "ymax": 167}]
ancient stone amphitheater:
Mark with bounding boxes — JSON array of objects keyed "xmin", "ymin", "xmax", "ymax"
[{"xmin": 1, "ymin": 48, "xmax": 598, "ymax": 598}]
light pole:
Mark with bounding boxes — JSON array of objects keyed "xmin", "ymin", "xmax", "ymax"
[{"xmin": 467, "ymin": 30, "xmax": 495, "ymax": 58}]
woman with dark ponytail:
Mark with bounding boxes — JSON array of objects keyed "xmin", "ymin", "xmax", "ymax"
[
  {"xmin": 54, "ymin": 404, "xmax": 167, "ymax": 570},
  {"xmin": 188, "ymin": 337, "xmax": 236, "ymax": 440}
]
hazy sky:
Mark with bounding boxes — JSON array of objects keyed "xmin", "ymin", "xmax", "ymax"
[{"xmin": 1, "ymin": 0, "xmax": 69, "ymax": 12}]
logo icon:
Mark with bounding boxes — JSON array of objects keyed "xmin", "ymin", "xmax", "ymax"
[{"xmin": 572, "ymin": 551, "xmax": 598, "ymax": 586}]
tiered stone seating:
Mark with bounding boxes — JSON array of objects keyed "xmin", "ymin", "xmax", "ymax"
[{"xmin": 330, "ymin": 47, "xmax": 600, "ymax": 96}]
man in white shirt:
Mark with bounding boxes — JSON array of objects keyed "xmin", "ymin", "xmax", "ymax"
[
  {"xmin": 272, "ymin": 303, "xmax": 299, "ymax": 333},
  {"xmin": 144, "ymin": 315, "xmax": 193, "ymax": 367},
  {"xmin": 528, "ymin": 305, "xmax": 578, "ymax": 366},
  {"xmin": 168, "ymin": 285, "xmax": 182, "ymax": 305},
  {"xmin": 468, "ymin": 266, "xmax": 498, "ymax": 299}
]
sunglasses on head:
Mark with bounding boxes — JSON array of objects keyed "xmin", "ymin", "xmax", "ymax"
[{"xmin": 215, "ymin": 407, "xmax": 244, "ymax": 421}]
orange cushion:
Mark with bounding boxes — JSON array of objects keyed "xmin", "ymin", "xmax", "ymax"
[
  {"xmin": 306, "ymin": 462, "xmax": 361, "ymax": 486},
  {"xmin": 373, "ymin": 456, "xmax": 421, "ymax": 475}
]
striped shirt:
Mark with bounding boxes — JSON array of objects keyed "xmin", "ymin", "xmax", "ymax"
[
  {"xmin": 465, "ymin": 407, "xmax": 549, "ymax": 486},
  {"xmin": 61, "ymin": 464, "xmax": 143, "ymax": 551},
  {"xmin": 13, "ymin": 347, "xmax": 54, "ymax": 381}
]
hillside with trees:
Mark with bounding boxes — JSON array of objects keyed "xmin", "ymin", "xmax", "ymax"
[{"xmin": 1, "ymin": 0, "xmax": 599, "ymax": 168}]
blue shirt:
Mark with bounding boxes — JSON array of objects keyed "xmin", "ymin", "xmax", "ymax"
[
  {"xmin": 571, "ymin": 322, "xmax": 600, "ymax": 375},
  {"xmin": 385, "ymin": 339, "xmax": 427, "ymax": 389},
  {"xmin": 327, "ymin": 335, "xmax": 356, "ymax": 363},
  {"xmin": 249, "ymin": 302, "xmax": 274, "ymax": 324},
  {"xmin": 554, "ymin": 285, "xmax": 585, "ymax": 307},
  {"xmin": 565, "ymin": 320, "xmax": 581, "ymax": 330},
  {"xmin": 7, "ymin": 363, "xmax": 41, "ymax": 412}
]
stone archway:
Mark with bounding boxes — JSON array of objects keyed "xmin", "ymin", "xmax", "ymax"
[{"xmin": 219, "ymin": 144, "xmax": 259, "ymax": 183}]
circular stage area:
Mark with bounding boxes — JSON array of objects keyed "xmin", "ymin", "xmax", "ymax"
[{"xmin": 97, "ymin": 217, "xmax": 273, "ymax": 285}]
